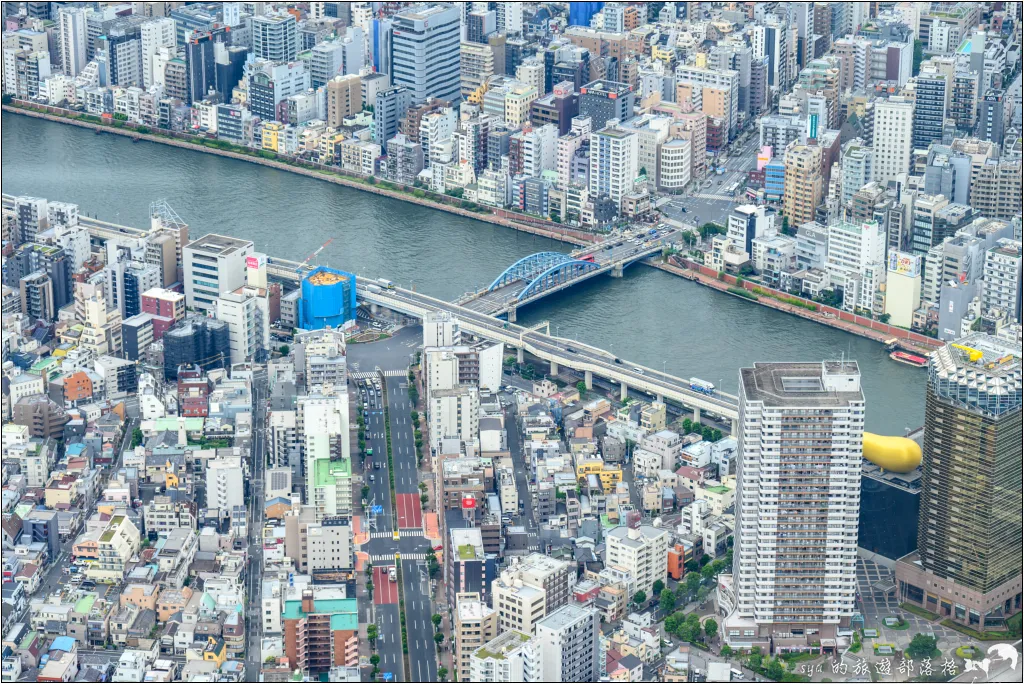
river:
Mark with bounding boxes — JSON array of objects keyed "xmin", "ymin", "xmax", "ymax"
[{"xmin": 1, "ymin": 112, "xmax": 926, "ymax": 433}]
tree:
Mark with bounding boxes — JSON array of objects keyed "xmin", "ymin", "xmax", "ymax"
[
  {"xmin": 703, "ymin": 618, "xmax": 718, "ymax": 641},
  {"xmin": 699, "ymin": 554, "xmax": 711, "ymax": 567},
  {"xmin": 366, "ymin": 623, "xmax": 378, "ymax": 647},
  {"xmin": 370, "ymin": 654, "xmax": 380, "ymax": 667},
  {"xmin": 434, "ymin": 632, "xmax": 445, "ymax": 646},
  {"xmin": 659, "ymin": 588, "xmax": 676, "ymax": 614},
  {"xmin": 665, "ymin": 614, "xmax": 680, "ymax": 634},
  {"xmin": 633, "ymin": 590, "xmax": 647, "ymax": 606},
  {"xmin": 131, "ymin": 427, "xmax": 144, "ymax": 447},
  {"xmin": 879, "ymin": 313, "xmax": 891, "ymax": 324},
  {"xmin": 278, "ymin": 345, "xmax": 289, "ymax": 355},
  {"xmin": 780, "ymin": 215, "xmax": 794, "ymax": 236},
  {"xmin": 684, "ymin": 559, "xmax": 700, "ymax": 574},
  {"xmin": 766, "ymin": 658, "xmax": 786, "ymax": 681},
  {"xmin": 431, "ymin": 613, "xmax": 442, "ymax": 629},
  {"xmin": 720, "ymin": 644, "xmax": 734, "ymax": 658},
  {"xmin": 361, "ymin": 485, "xmax": 370, "ymax": 501},
  {"xmin": 652, "ymin": 579, "xmax": 665, "ymax": 597},
  {"xmin": 682, "ymin": 418, "xmax": 693, "ymax": 434},
  {"xmin": 701, "ymin": 563, "xmax": 716, "ymax": 582},
  {"xmin": 912, "ymin": 39, "xmax": 924, "ymax": 76},
  {"xmin": 685, "ymin": 571, "xmax": 701, "ymax": 597},
  {"xmin": 576, "ymin": 380, "xmax": 587, "ymax": 395},
  {"xmin": 697, "ymin": 585, "xmax": 709, "ymax": 605},
  {"xmin": 437, "ymin": 666, "xmax": 449, "ymax": 682},
  {"xmin": 906, "ymin": 633, "xmax": 938, "ymax": 659}
]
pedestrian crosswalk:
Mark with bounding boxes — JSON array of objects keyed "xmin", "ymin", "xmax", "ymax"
[
  {"xmin": 368, "ymin": 530, "xmax": 421, "ymax": 539},
  {"xmin": 688, "ymin": 192, "xmax": 738, "ymax": 201},
  {"xmin": 369, "ymin": 553, "xmax": 429, "ymax": 562},
  {"xmin": 350, "ymin": 369, "xmax": 408, "ymax": 380}
]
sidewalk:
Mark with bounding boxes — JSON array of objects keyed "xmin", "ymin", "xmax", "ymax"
[{"xmin": 656, "ymin": 259, "xmax": 940, "ymax": 355}]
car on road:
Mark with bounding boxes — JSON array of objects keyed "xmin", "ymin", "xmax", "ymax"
[
  {"xmin": 374, "ymin": 462, "xmax": 381, "ymax": 469},
  {"xmin": 566, "ymin": 346, "xmax": 577, "ymax": 353},
  {"xmin": 614, "ymin": 358, "xmax": 623, "ymax": 364},
  {"xmin": 369, "ymin": 475, "xmax": 375, "ymax": 482},
  {"xmin": 633, "ymin": 367, "xmax": 645, "ymax": 375}
]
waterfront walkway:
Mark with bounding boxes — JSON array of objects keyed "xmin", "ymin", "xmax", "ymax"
[
  {"xmin": 655, "ymin": 258, "xmax": 942, "ymax": 355},
  {"xmin": 2, "ymin": 102, "xmax": 596, "ymax": 248}
]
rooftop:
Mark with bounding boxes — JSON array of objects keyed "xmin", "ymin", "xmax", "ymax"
[
  {"xmin": 473, "ymin": 631, "xmax": 531, "ymax": 661},
  {"xmin": 186, "ymin": 233, "xmax": 253, "ymax": 256},
  {"xmin": 740, "ymin": 361, "xmax": 864, "ymax": 407}
]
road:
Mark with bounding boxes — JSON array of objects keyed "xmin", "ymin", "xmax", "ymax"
[
  {"xmin": 358, "ymin": 283, "xmax": 741, "ymax": 422},
  {"xmin": 245, "ymin": 366, "xmax": 268, "ymax": 682},
  {"xmin": 348, "ymin": 328, "xmax": 438, "ymax": 683},
  {"xmin": 659, "ymin": 129, "xmax": 762, "ymax": 229}
]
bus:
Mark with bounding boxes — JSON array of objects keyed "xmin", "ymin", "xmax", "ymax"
[{"xmin": 579, "ymin": 254, "xmax": 596, "ymax": 263}]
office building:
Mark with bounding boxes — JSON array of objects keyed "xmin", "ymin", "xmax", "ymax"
[
  {"xmin": 455, "ymin": 592, "xmax": 498, "ymax": 682},
  {"xmin": 207, "ymin": 454, "xmax": 245, "ymax": 511},
  {"xmin": 605, "ymin": 525, "xmax": 669, "ymax": 599},
  {"xmin": 248, "ymin": 59, "xmax": 311, "ymax": 123},
  {"xmin": 460, "ymin": 41, "xmax": 495, "ymax": 99},
  {"xmin": 140, "ymin": 17, "xmax": 175, "ymax": 89},
  {"xmin": 391, "ymin": 4, "xmax": 461, "ymax": 105},
  {"xmin": 724, "ymin": 361, "xmax": 864, "ymax": 648},
  {"xmin": 469, "ymin": 631, "xmax": 536, "ymax": 683},
  {"xmin": 162, "ymin": 316, "xmax": 230, "ymax": 379},
  {"xmin": 872, "ymin": 97, "xmax": 914, "ymax": 184},
  {"xmin": 58, "ymin": 7, "xmax": 88, "ymax": 77},
  {"xmin": 374, "ymin": 86, "xmax": 411, "ymax": 143},
  {"xmin": 590, "ymin": 126, "xmax": 638, "ymax": 206},
  {"xmin": 579, "ymin": 80, "xmax": 634, "ymax": 128},
  {"xmin": 841, "ymin": 142, "xmax": 873, "ymax": 207},
  {"xmin": 896, "ymin": 336, "xmax": 1021, "ymax": 629},
  {"xmin": 982, "ymin": 240, "xmax": 1023, "ymax": 322},
  {"xmin": 727, "ymin": 205, "xmax": 777, "ymax": 258},
  {"xmin": 185, "ymin": 28, "xmax": 225, "ymax": 104},
  {"xmin": 533, "ymin": 604, "xmax": 600, "ymax": 682},
  {"xmin": 252, "ymin": 12, "xmax": 298, "ymax": 62},
  {"xmin": 216, "ymin": 286, "xmax": 270, "ymax": 365},
  {"xmin": 325, "ymin": 74, "xmax": 362, "ymax": 127},
  {"xmin": 912, "ymin": 72, "xmax": 947, "ymax": 150},
  {"xmin": 182, "ymin": 233, "xmax": 254, "ymax": 311},
  {"xmin": 782, "ymin": 143, "xmax": 823, "ymax": 227},
  {"xmin": 95, "ymin": 20, "xmax": 144, "ymax": 88}
]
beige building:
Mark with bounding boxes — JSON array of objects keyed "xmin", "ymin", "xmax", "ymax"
[
  {"xmin": 783, "ymin": 143, "xmax": 824, "ymax": 227},
  {"xmin": 454, "ymin": 592, "xmax": 498, "ymax": 682},
  {"xmin": 326, "ymin": 74, "xmax": 362, "ymax": 127},
  {"xmin": 86, "ymin": 514, "xmax": 141, "ymax": 583},
  {"xmin": 605, "ymin": 525, "xmax": 669, "ymax": 598}
]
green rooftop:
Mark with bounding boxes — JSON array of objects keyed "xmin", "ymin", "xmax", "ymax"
[
  {"xmin": 705, "ymin": 485, "xmax": 730, "ymax": 495},
  {"xmin": 313, "ymin": 458, "xmax": 352, "ymax": 487},
  {"xmin": 152, "ymin": 417, "xmax": 205, "ymax": 432},
  {"xmin": 474, "ymin": 632, "xmax": 531, "ymax": 660},
  {"xmin": 75, "ymin": 594, "xmax": 97, "ymax": 614},
  {"xmin": 458, "ymin": 544, "xmax": 477, "ymax": 561},
  {"xmin": 19, "ymin": 630, "xmax": 38, "ymax": 650},
  {"xmin": 281, "ymin": 597, "xmax": 358, "ymax": 625}
]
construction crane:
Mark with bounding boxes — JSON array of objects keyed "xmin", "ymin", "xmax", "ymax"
[{"xmin": 296, "ymin": 238, "xmax": 334, "ymax": 275}]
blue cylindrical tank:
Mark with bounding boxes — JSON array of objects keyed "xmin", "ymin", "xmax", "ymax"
[{"xmin": 299, "ymin": 266, "xmax": 357, "ymax": 330}]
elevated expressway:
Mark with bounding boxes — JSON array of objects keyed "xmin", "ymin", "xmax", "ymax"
[{"xmin": 354, "ymin": 279, "xmax": 740, "ymax": 429}]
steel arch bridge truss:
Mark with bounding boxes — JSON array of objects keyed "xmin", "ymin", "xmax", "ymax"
[{"xmin": 488, "ymin": 251, "xmax": 602, "ymax": 302}]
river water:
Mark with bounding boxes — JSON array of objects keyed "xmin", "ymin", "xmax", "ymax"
[{"xmin": 1, "ymin": 112, "xmax": 925, "ymax": 433}]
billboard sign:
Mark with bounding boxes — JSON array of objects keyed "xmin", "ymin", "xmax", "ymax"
[
  {"xmin": 246, "ymin": 254, "xmax": 267, "ymax": 270},
  {"xmin": 887, "ymin": 251, "xmax": 921, "ymax": 277}
]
